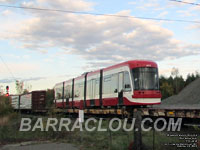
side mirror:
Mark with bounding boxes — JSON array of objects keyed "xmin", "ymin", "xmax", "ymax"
[{"xmin": 114, "ymin": 89, "xmax": 118, "ymax": 93}]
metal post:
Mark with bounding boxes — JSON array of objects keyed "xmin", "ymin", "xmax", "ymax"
[
  {"xmin": 108, "ymin": 118, "xmax": 112, "ymax": 150},
  {"xmin": 153, "ymin": 123, "xmax": 155, "ymax": 150},
  {"xmin": 133, "ymin": 109, "xmax": 142, "ymax": 150}
]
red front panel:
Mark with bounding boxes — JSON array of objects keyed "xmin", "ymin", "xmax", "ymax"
[{"xmin": 133, "ymin": 90, "xmax": 162, "ymax": 98}]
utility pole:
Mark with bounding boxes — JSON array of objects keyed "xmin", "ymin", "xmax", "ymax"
[{"xmin": 133, "ymin": 109, "xmax": 142, "ymax": 150}]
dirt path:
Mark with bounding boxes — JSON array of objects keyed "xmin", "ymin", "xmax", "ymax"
[{"xmin": 0, "ymin": 142, "xmax": 79, "ymax": 150}]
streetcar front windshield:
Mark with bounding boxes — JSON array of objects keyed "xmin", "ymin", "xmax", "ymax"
[{"xmin": 132, "ymin": 67, "xmax": 159, "ymax": 90}]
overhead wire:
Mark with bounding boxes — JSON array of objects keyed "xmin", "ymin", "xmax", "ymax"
[
  {"xmin": 0, "ymin": 3, "xmax": 199, "ymax": 85},
  {"xmin": 169, "ymin": 0, "xmax": 200, "ymax": 6},
  {"xmin": 0, "ymin": 4, "xmax": 200, "ymax": 23},
  {"xmin": 0, "ymin": 55, "xmax": 16, "ymax": 81}
]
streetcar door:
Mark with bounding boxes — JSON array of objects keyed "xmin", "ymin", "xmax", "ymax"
[{"xmin": 118, "ymin": 72, "xmax": 124, "ymax": 105}]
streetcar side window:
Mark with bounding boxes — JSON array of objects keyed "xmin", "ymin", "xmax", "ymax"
[
  {"xmin": 95, "ymin": 78, "xmax": 99, "ymax": 96},
  {"xmin": 87, "ymin": 80, "xmax": 91, "ymax": 98},
  {"xmin": 74, "ymin": 82, "xmax": 84, "ymax": 98},
  {"xmin": 69, "ymin": 85, "xmax": 72, "ymax": 98},
  {"xmin": 86, "ymin": 77, "xmax": 100, "ymax": 99},
  {"xmin": 74, "ymin": 83, "xmax": 80, "ymax": 98},
  {"xmin": 55, "ymin": 84, "xmax": 63, "ymax": 99},
  {"xmin": 64, "ymin": 85, "xmax": 69, "ymax": 98},
  {"xmin": 64, "ymin": 83, "xmax": 72, "ymax": 99},
  {"xmin": 124, "ymin": 71, "xmax": 131, "ymax": 92},
  {"xmin": 111, "ymin": 73, "xmax": 118, "ymax": 93},
  {"xmin": 103, "ymin": 75, "xmax": 111, "ymax": 94},
  {"xmin": 79, "ymin": 82, "xmax": 84, "ymax": 98}
]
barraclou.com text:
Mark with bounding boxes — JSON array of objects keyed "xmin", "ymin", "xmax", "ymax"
[{"xmin": 19, "ymin": 117, "xmax": 182, "ymax": 132}]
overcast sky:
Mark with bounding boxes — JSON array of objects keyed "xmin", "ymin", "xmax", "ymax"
[{"xmin": 0, "ymin": 0, "xmax": 200, "ymax": 94}]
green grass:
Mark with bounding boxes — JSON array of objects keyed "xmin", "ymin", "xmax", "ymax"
[
  {"xmin": 0, "ymin": 114, "xmax": 199, "ymax": 150},
  {"xmin": 0, "ymin": 96, "xmax": 13, "ymax": 117},
  {"xmin": 0, "ymin": 96, "xmax": 199, "ymax": 149}
]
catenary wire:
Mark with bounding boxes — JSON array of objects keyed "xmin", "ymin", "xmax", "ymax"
[
  {"xmin": 0, "ymin": 55, "xmax": 16, "ymax": 80},
  {"xmin": 169, "ymin": 0, "xmax": 200, "ymax": 6},
  {"xmin": 0, "ymin": 4, "xmax": 200, "ymax": 23}
]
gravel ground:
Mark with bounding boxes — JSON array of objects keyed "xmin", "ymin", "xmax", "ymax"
[
  {"xmin": 154, "ymin": 78, "xmax": 200, "ymax": 109},
  {"xmin": 0, "ymin": 142, "xmax": 79, "ymax": 150}
]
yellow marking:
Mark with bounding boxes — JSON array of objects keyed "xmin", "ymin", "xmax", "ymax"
[
  {"xmin": 117, "ymin": 109, "xmax": 122, "ymax": 115},
  {"xmin": 168, "ymin": 111, "xmax": 174, "ymax": 115}
]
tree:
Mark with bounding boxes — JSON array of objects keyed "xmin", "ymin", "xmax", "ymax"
[
  {"xmin": 0, "ymin": 85, "xmax": 4, "ymax": 96},
  {"xmin": 171, "ymin": 67, "xmax": 179, "ymax": 94},
  {"xmin": 185, "ymin": 72, "xmax": 199, "ymax": 87},
  {"xmin": 176, "ymin": 75, "xmax": 185, "ymax": 93},
  {"xmin": 195, "ymin": 71, "xmax": 200, "ymax": 78},
  {"xmin": 15, "ymin": 80, "xmax": 24, "ymax": 94},
  {"xmin": 171, "ymin": 67, "xmax": 179, "ymax": 77},
  {"xmin": 159, "ymin": 69, "xmax": 200, "ymax": 100},
  {"xmin": 160, "ymin": 81, "xmax": 174, "ymax": 100},
  {"xmin": 23, "ymin": 82, "xmax": 32, "ymax": 94},
  {"xmin": 16, "ymin": 80, "xmax": 32, "ymax": 94},
  {"xmin": 23, "ymin": 89, "xmax": 29, "ymax": 94},
  {"xmin": 46, "ymin": 89, "xmax": 54, "ymax": 107}
]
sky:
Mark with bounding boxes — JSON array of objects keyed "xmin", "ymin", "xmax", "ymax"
[{"xmin": 0, "ymin": 0, "xmax": 200, "ymax": 94}]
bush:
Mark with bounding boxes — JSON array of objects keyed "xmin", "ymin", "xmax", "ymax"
[{"xmin": 0, "ymin": 96, "xmax": 13, "ymax": 116}]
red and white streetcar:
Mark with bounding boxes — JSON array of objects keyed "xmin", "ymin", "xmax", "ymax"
[{"xmin": 54, "ymin": 60, "xmax": 161, "ymax": 109}]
